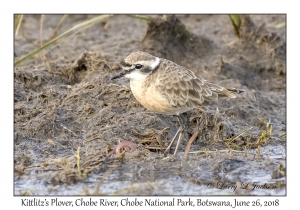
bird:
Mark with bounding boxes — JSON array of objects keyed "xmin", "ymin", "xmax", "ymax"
[{"xmin": 111, "ymin": 51, "xmax": 244, "ymax": 156}]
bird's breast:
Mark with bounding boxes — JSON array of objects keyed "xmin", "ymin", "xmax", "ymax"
[{"xmin": 130, "ymin": 79, "xmax": 175, "ymax": 114}]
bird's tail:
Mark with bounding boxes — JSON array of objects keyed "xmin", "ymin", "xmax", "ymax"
[{"xmin": 207, "ymin": 82, "xmax": 245, "ymax": 99}]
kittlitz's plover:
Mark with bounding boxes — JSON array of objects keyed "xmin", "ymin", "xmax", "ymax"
[{"xmin": 111, "ymin": 51, "xmax": 244, "ymax": 156}]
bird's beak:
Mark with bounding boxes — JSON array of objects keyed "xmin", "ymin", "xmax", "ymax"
[{"xmin": 111, "ymin": 70, "xmax": 125, "ymax": 80}]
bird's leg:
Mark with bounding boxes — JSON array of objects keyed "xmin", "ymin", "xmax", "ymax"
[
  {"xmin": 173, "ymin": 114, "xmax": 185, "ymax": 156},
  {"xmin": 173, "ymin": 127, "xmax": 183, "ymax": 156},
  {"xmin": 164, "ymin": 114, "xmax": 185, "ymax": 156},
  {"xmin": 164, "ymin": 126, "xmax": 181, "ymax": 155}
]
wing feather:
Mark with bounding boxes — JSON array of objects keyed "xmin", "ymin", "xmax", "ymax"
[
  {"xmin": 152, "ymin": 59, "xmax": 243, "ymax": 110},
  {"xmin": 155, "ymin": 59, "xmax": 214, "ymax": 109}
]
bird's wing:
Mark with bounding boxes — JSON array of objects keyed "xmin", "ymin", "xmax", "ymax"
[{"xmin": 154, "ymin": 59, "xmax": 218, "ymax": 109}]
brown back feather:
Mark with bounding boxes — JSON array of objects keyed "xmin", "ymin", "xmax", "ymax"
[{"xmin": 151, "ymin": 59, "xmax": 244, "ymax": 108}]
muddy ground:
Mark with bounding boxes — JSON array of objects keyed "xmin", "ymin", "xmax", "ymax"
[{"xmin": 14, "ymin": 14, "xmax": 286, "ymax": 195}]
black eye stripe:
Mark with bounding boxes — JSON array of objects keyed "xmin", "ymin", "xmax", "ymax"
[{"xmin": 135, "ymin": 64, "xmax": 143, "ymax": 69}]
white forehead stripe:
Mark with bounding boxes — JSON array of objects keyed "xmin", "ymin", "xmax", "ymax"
[{"xmin": 139, "ymin": 57, "xmax": 160, "ymax": 70}]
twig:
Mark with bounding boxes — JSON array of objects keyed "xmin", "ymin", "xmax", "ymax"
[
  {"xmin": 93, "ymin": 167, "xmax": 115, "ymax": 195},
  {"xmin": 279, "ymin": 132, "xmax": 286, "ymax": 138},
  {"xmin": 61, "ymin": 124, "xmax": 78, "ymax": 137},
  {"xmin": 189, "ymin": 149, "xmax": 247, "ymax": 154},
  {"xmin": 183, "ymin": 131, "xmax": 199, "ymax": 158},
  {"xmin": 84, "ymin": 137, "xmax": 112, "ymax": 146},
  {"xmin": 40, "ymin": 15, "xmax": 44, "ymax": 47},
  {"xmin": 75, "ymin": 147, "xmax": 81, "ymax": 176},
  {"xmin": 125, "ymin": 14, "xmax": 149, "ymax": 21},
  {"xmin": 144, "ymin": 146, "xmax": 166, "ymax": 150},
  {"xmin": 50, "ymin": 15, "xmax": 68, "ymax": 40},
  {"xmin": 15, "ymin": 14, "xmax": 23, "ymax": 36},
  {"xmin": 227, "ymin": 126, "xmax": 253, "ymax": 143},
  {"xmin": 255, "ymin": 145, "xmax": 261, "ymax": 159}
]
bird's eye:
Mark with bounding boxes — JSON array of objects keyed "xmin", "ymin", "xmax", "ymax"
[{"xmin": 135, "ymin": 64, "xmax": 143, "ymax": 69}]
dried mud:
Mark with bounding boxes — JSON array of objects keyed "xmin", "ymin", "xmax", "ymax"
[{"xmin": 14, "ymin": 15, "xmax": 286, "ymax": 195}]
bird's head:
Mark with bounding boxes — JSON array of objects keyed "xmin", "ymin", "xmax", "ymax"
[{"xmin": 111, "ymin": 51, "xmax": 160, "ymax": 81}]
